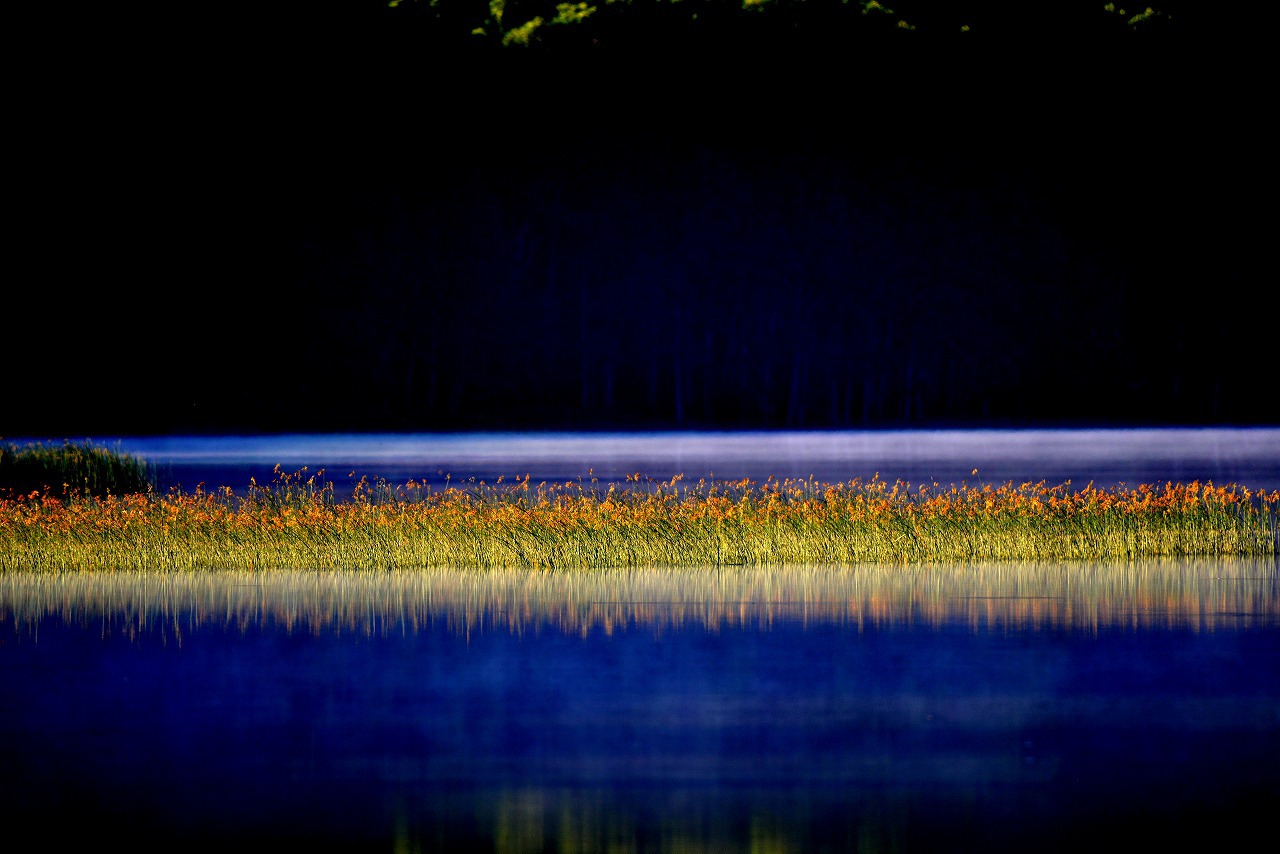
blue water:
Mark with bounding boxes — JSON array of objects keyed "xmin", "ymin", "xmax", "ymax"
[
  {"xmin": 98, "ymin": 426, "xmax": 1280, "ymax": 493},
  {"xmin": 2, "ymin": 563, "xmax": 1278, "ymax": 853},
  {"xmin": 4, "ymin": 427, "xmax": 1279, "ymax": 851}
]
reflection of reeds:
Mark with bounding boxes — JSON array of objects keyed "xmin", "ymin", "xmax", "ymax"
[
  {"xmin": 0, "ymin": 467, "xmax": 1276, "ymax": 571},
  {"xmin": 1, "ymin": 559, "xmax": 1276, "ymax": 641}
]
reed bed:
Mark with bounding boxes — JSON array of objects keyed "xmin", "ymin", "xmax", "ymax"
[
  {"xmin": 1, "ymin": 466, "xmax": 1276, "ymax": 572},
  {"xmin": 0, "ymin": 439, "xmax": 152, "ymax": 499}
]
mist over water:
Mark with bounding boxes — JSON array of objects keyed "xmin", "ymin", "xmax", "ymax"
[{"xmin": 106, "ymin": 427, "xmax": 1280, "ymax": 494}]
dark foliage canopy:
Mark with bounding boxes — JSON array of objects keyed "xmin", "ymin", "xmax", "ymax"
[{"xmin": 6, "ymin": 1, "xmax": 1272, "ymax": 436}]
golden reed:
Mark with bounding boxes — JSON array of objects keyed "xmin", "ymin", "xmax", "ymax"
[{"xmin": 1, "ymin": 466, "xmax": 1276, "ymax": 571}]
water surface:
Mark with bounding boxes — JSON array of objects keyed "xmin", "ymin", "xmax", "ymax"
[
  {"xmin": 2, "ymin": 559, "xmax": 1276, "ymax": 852},
  {"xmin": 102, "ymin": 427, "xmax": 1280, "ymax": 495}
]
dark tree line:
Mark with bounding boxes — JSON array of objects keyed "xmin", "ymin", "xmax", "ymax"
[
  {"xmin": 309, "ymin": 0, "xmax": 1222, "ymax": 48},
  {"xmin": 287, "ymin": 136, "xmax": 1117, "ymax": 431},
  {"xmin": 5, "ymin": 2, "xmax": 1271, "ymax": 437}
]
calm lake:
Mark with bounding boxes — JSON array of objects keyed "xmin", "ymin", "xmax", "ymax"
[
  {"xmin": 3, "ymin": 429, "xmax": 1278, "ymax": 852},
  {"xmin": 108, "ymin": 426, "xmax": 1280, "ymax": 495}
]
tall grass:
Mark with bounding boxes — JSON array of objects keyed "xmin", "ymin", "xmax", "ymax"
[
  {"xmin": 0, "ymin": 439, "xmax": 152, "ymax": 500},
  {"xmin": 1, "ymin": 465, "xmax": 1276, "ymax": 572}
]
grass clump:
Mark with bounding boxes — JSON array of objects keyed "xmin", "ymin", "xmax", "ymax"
[
  {"xmin": 0, "ymin": 466, "xmax": 1276, "ymax": 572},
  {"xmin": 0, "ymin": 439, "xmax": 153, "ymax": 501}
]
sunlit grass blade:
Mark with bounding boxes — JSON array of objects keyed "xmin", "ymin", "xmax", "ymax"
[{"xmin": 1, "ymin": 465, "xmax": 1276, "ymax": 572}]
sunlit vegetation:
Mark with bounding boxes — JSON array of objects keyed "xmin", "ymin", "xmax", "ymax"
[
  {"xmin": 380, "ymin": 0, "xmax": 1189, "ymax": 48},
  {"xmin": 1, "ymin": 461, "xmax": 1275, "ymax": 572}
]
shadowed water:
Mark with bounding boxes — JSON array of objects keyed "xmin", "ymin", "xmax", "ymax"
[{"xmin": 2, "ymin": 559, "xmax": 1277, "ymax": 852}]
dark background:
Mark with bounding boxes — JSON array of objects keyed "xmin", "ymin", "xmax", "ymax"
[{"xmin": 7, "ymin": 9, "xmax": 1274, "ymax": 437}]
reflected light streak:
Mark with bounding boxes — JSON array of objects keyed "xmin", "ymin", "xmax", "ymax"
[{"xmin": 3, "ymin": 558, "xmax": 1276, "ymax": 642}]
